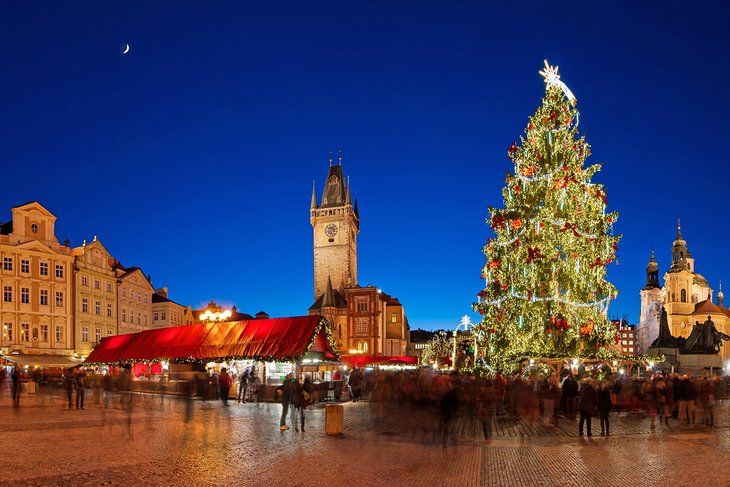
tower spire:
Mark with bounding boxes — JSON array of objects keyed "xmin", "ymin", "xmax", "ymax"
[
  {"xmin": 310, "ymin": 180, "xmax": 317, "ymax": 209},
  {"xmin": 718, "ymin": 280, "xmax": 725, "ymax": 307},
  {"xmin": 643, "ymin": 247, "xmax": 660, "ymax": 290},
  {"xmin": 323, "ymin": 276, "xmax": 336, "ymax": 307}
]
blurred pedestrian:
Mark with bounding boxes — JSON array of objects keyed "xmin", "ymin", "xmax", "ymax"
[
  {"xmin": 578, "ymin": 378, "xmax": 596, "ymax": 436},
  {"xmin": 597, "ymin": 381, "xmax": 612, "ymax": 436},
  {"xmin": 277, "ymin": 373, "xmax": 294, "ymax": 430},
  {"xmin": 75, "ymin": 371, "xmax": 86, "ymax": 410},
  {"xmin": 11, "ymin": 365, "xmax": 21, "ymax": 409},
  {"xmin": 63, "ymin": 368, "xmax": 75, "ymax": 409},
  {"xmin": 477, "ymin": 380, "xmax": 496, "ymax": 442},
  {"xmin": 218, "ymin": 368, "xmax": 232, "ymax": 406},
  {"xmin": 349, "ymin": 367, "xmax": 362, "ymax": 402},
  {"xmin": 237, "ymin": 367, "xmax": 249, "ymax": 403},
  {"xmin": 562, "ymin": 373, "xmax": 579, "ymax": 419}
]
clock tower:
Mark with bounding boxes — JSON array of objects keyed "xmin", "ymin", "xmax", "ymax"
[{"xmin": 310, "ymin": 160, "xmax": 360, "ymax": 300}]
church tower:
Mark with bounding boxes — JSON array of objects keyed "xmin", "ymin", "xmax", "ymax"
[
  {"xmin": 638, "ymin": 249, "xmax": 663, "ymax": 353},
  {"xmin": 664, "ymin": 220, "xmax": 695, "ymax": 316},
  {"xmin": 310, "ymin": 159, "xmax": 360, "ymax": 300}
]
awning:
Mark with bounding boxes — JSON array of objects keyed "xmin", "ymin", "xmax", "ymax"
[
  {"xmin": 340, "ymin": 354, "xmax": 418, "ymax": 368},
  {"xmin": 2, "ymin": 354, "xmax": 83, "ymax": 368},
  {"xmin": 85, "ymin": 315, "xmax": 338, "ymax": 365}
]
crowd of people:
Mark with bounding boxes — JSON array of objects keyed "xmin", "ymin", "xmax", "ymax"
[{"xmin": 355, "ymin": 367, "xmax": 727, "ymax": 444}]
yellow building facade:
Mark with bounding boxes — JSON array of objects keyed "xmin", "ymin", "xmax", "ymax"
[
  {"xmin": 72, "ymin": 238, "xmax": 118, "ymax": 357},
  {"xmin": 0, "ymin": 202, "xmax": 75, "ymax": 360},
  {"xmin": 116, "ymin": 267, "xmax": 154, "ymax": 334}
]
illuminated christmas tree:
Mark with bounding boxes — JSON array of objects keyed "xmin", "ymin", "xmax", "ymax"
[{"xmin": 473, "ymin": 61, "xmax": 621, "ymax": 368}]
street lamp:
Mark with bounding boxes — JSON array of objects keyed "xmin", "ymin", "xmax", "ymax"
[{"xmin": 200, "ymin": 309, "xmax": 232, "ymax": 323}]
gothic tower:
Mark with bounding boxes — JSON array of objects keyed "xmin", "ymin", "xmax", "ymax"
[
  {"xmin": 638, "ymin": 249, "xmax": 662, "ymax": 353},
  {"xmin": 664, "ymin": 220, "xmax": 695, "ymax": 316},
  {"xmin": 310, "ymin": 159, "xmax": 360, "ymax": 300}
]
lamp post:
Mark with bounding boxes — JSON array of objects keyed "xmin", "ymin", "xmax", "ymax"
[{"xmin": 452, "ymin": 315, "xmax": 473, "ymax": 371}]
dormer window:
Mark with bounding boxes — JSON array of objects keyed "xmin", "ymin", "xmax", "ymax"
[{"xmin": 30, "ymin": 223, "xmax": 39, "ymax": 234}]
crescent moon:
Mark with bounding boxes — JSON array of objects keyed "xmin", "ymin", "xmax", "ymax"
[{"xmin": 122, "ymin": 44, "xmax": 130, "ymax": 54}]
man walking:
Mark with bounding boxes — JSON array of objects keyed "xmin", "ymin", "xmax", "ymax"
[
  {"xmin": 63, "ymin": 369, "xmax": 75, "ymax": 409},
  {"xmin": 218, "ymin": 368, "xmax": 232, "ymax": 406}
]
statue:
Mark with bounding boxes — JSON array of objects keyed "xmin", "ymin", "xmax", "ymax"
[
  {"xmin": 650, "ymin": 307, "xmax": 680, "ymax": 348},
  {"xmin": 683, "ymin": 315, "xmax": 727, "ymax": 354}
]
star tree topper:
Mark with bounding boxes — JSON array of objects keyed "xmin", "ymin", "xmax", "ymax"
[{"xmin": 539, "ymin": 60, "xmax": 576, "ymax": 104}]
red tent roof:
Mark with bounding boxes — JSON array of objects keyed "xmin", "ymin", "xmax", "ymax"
[
  {"xmin": 340, "ymin": 354, "xmax": 418, "ymax": 368},
  {"xmin": 85, "ymin": 315, "xmax": 337, "ymax": 364}
]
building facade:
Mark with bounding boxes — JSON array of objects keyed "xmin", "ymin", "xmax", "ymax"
[
  {"xmin": 637, "ymin": 223, "xmax": 730, "ymax": 364},
  {"xmin": 308, "ymin": 161, "xmax": 410, "ymax": 356},
  {"xmin": 116, "ymin": 267, "xmax": 154, "ymax": 334},
  {"xmin": 612, "ymin": 319, "xmax": 637, "ymax": 356},
  {"xmin": 0, "ymin": 202, "xmax": 75, "ymax": 358},
  {"xmin": 152, "ymin": 287, "xmax": 185, "ymax": 328},
  {"xmin": 72, "ymin": 238, "xmax": 118, "ymax": 356}
]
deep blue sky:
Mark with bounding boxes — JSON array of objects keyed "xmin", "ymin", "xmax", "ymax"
[{"xmin": 2, "ymin": 1, "xmax": 729, "ymax": 330}]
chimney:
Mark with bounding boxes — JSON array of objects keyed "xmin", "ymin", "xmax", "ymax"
[{"xmin": 157, "ymin": 287, "xmax": 168, "ymax": 299}]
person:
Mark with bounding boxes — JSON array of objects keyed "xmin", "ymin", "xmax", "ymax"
[
  {"xmin": 701, "ymin": 378, "xmax": 716, "ymax": 428},
  {"xmin": 290, "ymin": 376, "xmax": 304, "ymax": 432},
  {"xmin": 277, "ymin": 373, "xmax": 294, "ymax": 430},
  {"xmin": 75, "ymin": 371, "xmax": 86, "ymax": 410},
  {"xmin": 654, "ymin": 375, "xmax": 669, "ymax": 426},
  {"xmin": 300, "ymin": 376, "xmax": 316, "ymax": 432},
  {"xmin": 218, "ymin": 368, "xmax": 232, "ymax": 406},
  {"xmin": 542, "ymin": 376, "xmax": 561, "ymax": 427},
  {"xmin": 578, "ymin": 378, "xmax": 597, "ymax": 436},
  {"xmin": 237, "ymin": 367, "xmax": 249, "ymax": 403},
  {"xmin": 494, "ymin": 371, "xmax": 507, "ymax": 416},
  {"xmin": 63, "ymin": 368, "xmax": 76, "ymax": 409},
  {"xmin": 477, "ymin": 380, "xmax": 496, "ymax": 442},
  {"xmin": 348, "ymin": 367, "xmax": 362, "ymax": 402},
  {"xmin": 597, "ymin": 381, "xmax": 612, "ymax": 436},
  {"xmin": 437, "ymin": 377, "xmax": 459, "ymax": 446},
  {"xmin": 561, "ymin": 373, "xmax": 579, "ymax": 419},
  {"xmin": 678, "ymin": 374, "xmax": 697, "ymax": 427},
  {"xmin": 10, "ymin": 366, "xmax": 21, "ymax": 409},
  {"xmin": 209, "ymin": 370, "xmax": 219, "ymax": 400}
]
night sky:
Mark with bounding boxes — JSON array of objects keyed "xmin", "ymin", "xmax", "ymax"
[{"xmin": 2, "ymin": 1, "xmax": 729, "ymax": 331}]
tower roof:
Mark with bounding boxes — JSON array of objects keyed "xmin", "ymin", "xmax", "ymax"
[
  {"xmin": 646, "ymin": 248, "xmax": 658, "ymax": 272},
  {"xmin": 672, "ymin": 218, "xmax": 686, "ymax": 248},
  {"xmin": 320, "ymin": 164, "xmax": 347, "ymax": 208}
]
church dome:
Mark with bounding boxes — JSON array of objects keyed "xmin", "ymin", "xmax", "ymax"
[{"xmin": 693, "ymin": 273, "xmax": 709, "ymax": 287}]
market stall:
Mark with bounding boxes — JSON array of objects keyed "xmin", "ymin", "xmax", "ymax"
[{"xmin": 84, "ymin": 315, "xmax": 339, "ymax": 401}]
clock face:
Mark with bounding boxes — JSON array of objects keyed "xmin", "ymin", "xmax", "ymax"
[{"xmin": 325, "ymin": 224, "xmax": 338, "ymax": 238}]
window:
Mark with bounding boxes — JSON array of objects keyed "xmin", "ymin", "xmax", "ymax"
[
  {"xmin": 40, "ymin": 262, "xmax": 48, "ymax": 276},
  {"xmin": 3, "ymin": 257, "xmax": 12, "ymax": 271},
  {"xmin": 107, "ymin": 329, "xmax": 113, "ymax": 337},
  {"xmin": 144, "ymin": 314, "xmax": 148, "ymax": 325},
  {"xmin": 32, "ymin": 327, "xmax": 38, "ymax": 340},
  {"xmin": 107, "ymin": 303, "xmax": 113, "ymax": 317},
  {"xmin": 137, "ymin": 312, "xmax": 141, "ymax": 324},
  {"xmin": 629, "ymin": 347, "xmax": 634, "ymax": 352},
  {"xmin": 55, "ymin": 291, "xmax": 64, "ymax": 307},
  {"xmin": 55, "ymin": 264, "xmax": 64, "ymax": 278},
  {"xmin": 144, "ymin": 294, "xmax": 148, "ymax": 303},
  {"xmin": 137, "ymin": 292, "xmax": 141, "ymax": 302},
  {"xmin": 161, "ymin": 312, "xmax": 166, "ymax": 320},
  {"xmin": 20, "ymin": 259, "xmax": 29, "ymax": 273},
  {"xmin": 31, "ymin": 223, "xmax": 39, "ymax": 233},
  {"xmin": 362, "ymin": 342, "xmax": 368, "ymax": 353},
  {"xmin": 81, "ymin": 276, "xmax": 88, "ymax": 286},
  {"xmin": 82, "ymin": 298, "xmax": 88, "ymax": 313},
  {"xmin": 681, "ymin": 289, "xmax": 687, "ymax": 303},
  {"xmin": 122, "ymin": 288, "xmax": 127, "ymax": 298},
  {"xmin": 3, "ymin": 323, "xmax": 12, "ymax": 341},
  {"xmin": 55, "ymin": 326, "xmax": 63, "ymax": 343},
  {"xmin": 391, "ymin": 313, "xmax": 397, "ymax": 323},
  {"xmin": 94, "ymin": 279, "xmax": 101, "ymax": 290},
  {"xmin": 3, "ymin": 286, "xmax": 12, "ymax": 302},
  {"xmin": 21, "ymin": 323, "xmax": 29, "ymax": 342},
  {"xmin": 95, "ymin": 300, "xmax": 101, "ymax": 315},
  {"xmin": 40, "ymin": 290, "xmax": 48, "ymax": 306},
  {"xmin": 355, "ymin": 318, "xmax": 368, "ymax": 336},
  {"xmin": 622, "ymin": 340, "xmax": 627, "ymax": 345},
  {"xmin": 153, "ymin": 312, "xmax": 159, "ymax": 321},
  {"xmin": 356, "ymin": 299, "xmax": 368, "ymax": 313},
  {"xmin": 81, "ymin": 326, "xmax": 89, "ymax": 342},
  {"xmin": 20, "ymin": 287, "xmax": 29, "ymax": 304},
  {"xmin": 95, "ymin": 328, "xmax": 101, "ymax": 343},
  {"xmin": 41, "ymin": 324, "xmax": 49, "ymax": 342},
  {"xmin": 122, "ymin": 309, "xmax": 127, "ymax": 322},
  {"xmin": 106, "ymin": 282, "xmax": 112, "ymax": 293}
]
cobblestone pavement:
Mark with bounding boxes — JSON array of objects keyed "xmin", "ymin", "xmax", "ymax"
[{"xmin": 1, "ymin": 389, "xmax": 729, "ymax": 487}]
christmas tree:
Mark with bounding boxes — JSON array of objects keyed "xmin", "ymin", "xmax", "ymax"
[{"xmin": 473, "ymin": 61, "xmax": 621, "ymax": 369}]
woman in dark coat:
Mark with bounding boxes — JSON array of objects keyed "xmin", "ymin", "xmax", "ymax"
[{"xmin": 597, "ymin": 381, "xmax": 612, "ymax": 436}]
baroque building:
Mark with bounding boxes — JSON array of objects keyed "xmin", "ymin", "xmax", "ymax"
[
  {"xmin": 72, "ymin": 238, "xmax": 118, "ymax": 356},
  {"xmin": 638, "ymin": 222, "xmax": 730, "ymax": 363},
  {"xmin": 115, "ymin": 266, "xmax": 154, "ymax": 334},
  {"xmin": 0, "ymin": 202, "xmax": 75, "ymax": 362},
  {"xmin": 308, "ymin": 160, "xmax": 410, "ymax": 356},
  {"xmin": 152, "ymin": 287, "xmax": 185, "ymax": 328}
]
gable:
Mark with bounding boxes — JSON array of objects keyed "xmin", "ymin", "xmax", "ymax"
[{"xmin": 15, "ymin": 240, "xmax": 59, "ymax": 255}]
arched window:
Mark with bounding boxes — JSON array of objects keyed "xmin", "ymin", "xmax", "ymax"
[
  {"xmin": 681, "ymin": 289, "xmax": 687, "ymax": 302},
  {"xmin": 363, "ymin": 342, "xmax": 368, "ymax": 353},
  {"xmin": 391, "ymin": 313, "xmax": 397, "ymax": 323},
  {"xmin": 357, "ymin": 342, "xmax": 363, "ymax": 352}
]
